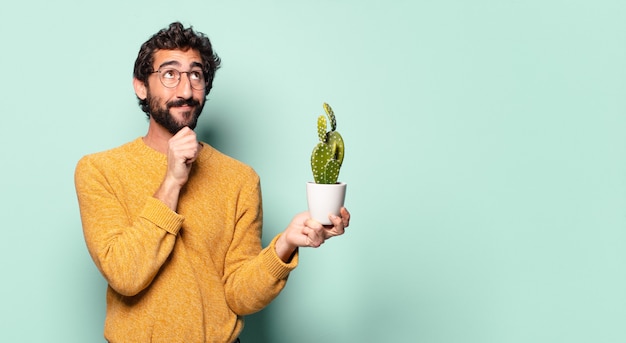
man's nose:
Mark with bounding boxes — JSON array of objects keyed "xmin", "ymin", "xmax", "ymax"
[{"xmin": 176, "ymin": 72, "xmax": 194, "ymax": 98}]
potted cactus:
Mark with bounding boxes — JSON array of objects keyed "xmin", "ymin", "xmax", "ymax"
[{"xmin": 306, "ymin": 103, "xmax": 347, "ymax": 225}]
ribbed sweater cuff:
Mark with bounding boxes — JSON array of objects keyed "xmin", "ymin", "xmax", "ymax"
[
  {"xmin": 140, "ymin": 197, "xmax": 185, "ymax": 235},
  {"xmin": 261, "ymin": 234, "xmax": 299, "ymax": 280}
]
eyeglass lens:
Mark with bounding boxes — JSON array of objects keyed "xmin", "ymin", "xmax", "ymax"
[{"xmin": 158, "ymin": 69, "xmax": 206, "ymax": 90}]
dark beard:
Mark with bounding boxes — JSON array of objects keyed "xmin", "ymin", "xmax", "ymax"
[{"xmin": 147, "ymin": 92, "xmax": 204, "ymax": 135}]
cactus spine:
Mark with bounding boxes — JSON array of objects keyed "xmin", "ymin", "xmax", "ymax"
[{"xmin": 311, "ymin": 103, "xmax": 345, "ymax": 184}]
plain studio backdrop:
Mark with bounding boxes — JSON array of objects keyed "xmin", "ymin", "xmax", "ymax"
[{"xmin": 1, "ymin": 1, "xmax": 625, "ymax": 342}]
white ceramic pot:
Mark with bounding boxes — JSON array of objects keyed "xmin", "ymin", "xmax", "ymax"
[{"xmin": 306, "ymin": 182, "xmax": 347, "ymax": 225}]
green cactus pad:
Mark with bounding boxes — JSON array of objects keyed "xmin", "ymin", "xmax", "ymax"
[
  {"xmin": 324, "ymin": 103, "xmax": 337, "ymax": 131},
  {"xmin": 327, "ymin": 131, "xmax": 344, "ymax": 167},
  {"xmin": 317, "ymin": 115, "xmax": 327, "ymax": 143},
  {"xmin": 311, "ymin": 143, "xmax": 333, "ymax": 183},
  {"xmin": 322, "ymin": 159, "xmax": 341, "ymax": 184}
]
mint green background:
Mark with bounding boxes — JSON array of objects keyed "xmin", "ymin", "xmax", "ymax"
[{"xmin": 1, "ymin": 1, "xmax": 625, "ymax": 342}]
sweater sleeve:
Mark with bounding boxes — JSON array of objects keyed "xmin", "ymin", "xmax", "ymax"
[
  {"xmin": 222, "ymin": 175, "xmax": 299, "ymax": 315},
  {"xmin": 75, "ymin": 155, "xmax": 183, "ymax": 296}
]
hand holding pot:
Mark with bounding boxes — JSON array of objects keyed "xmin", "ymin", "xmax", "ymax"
[{"xmin": 275, "ymin": 207, "xmax": 351, "ymax": 262}]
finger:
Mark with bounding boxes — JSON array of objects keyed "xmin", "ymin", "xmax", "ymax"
[
  {"xmin": 174, "ymin": 126, "xmax": 194, "ymax": 137},
  {"xmin": 306, "ymin": 223, "xmax": 324, "ymax": 240},
  {"xmin": 304, "ymin": 218, "xmax": 323, "ymax": 230},
  {"xmin": 174, "ymin": 138, "xmax": 199, "ymax": 154},
  {"xmin": 171, "ymin": 127, "xmax": 197, "ymax": 145},
  {"xmin": 303, "ymin": 225, "xmax": 324, "ymax": 248},
  {"xmin": 319, "ymin": 211, "xmax": 349, "ymax": 240},
  {"xmin": 340, "ymin": 207, "xmax": 351, "ymax": 227},
  {"xmin": 171, "ymin": 137, "xmax": 199, "ymax": 161},
  {"xmin": 327, "ymin": 214, "xmax": 345, "ymax": 235}
]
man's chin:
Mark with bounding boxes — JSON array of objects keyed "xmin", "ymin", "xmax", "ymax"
[{"xmin": 180, "ymin": 118, "xmax": 199, "ymax": 131}]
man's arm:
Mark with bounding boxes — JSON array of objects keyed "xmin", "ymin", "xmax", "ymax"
[{"xmin": 75, "ymin": 156, "xmax": 183, "ymax": 296}]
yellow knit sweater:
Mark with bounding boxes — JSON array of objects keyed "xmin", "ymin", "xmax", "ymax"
[{"xmin": 75, "ymin": 137, "xmax": 298, "ymax": 343}]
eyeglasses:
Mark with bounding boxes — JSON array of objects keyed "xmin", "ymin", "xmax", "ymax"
[{"xmin": 152, "ymin": 68, "xmax": 206, "ymax": 90}]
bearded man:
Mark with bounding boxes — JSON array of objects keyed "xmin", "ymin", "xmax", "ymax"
[{"xmin": 74, "ymin": 22, "xmax": 350, "ymax": 343}]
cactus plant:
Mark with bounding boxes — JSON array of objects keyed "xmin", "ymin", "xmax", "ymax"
[{"xmin": 310, "ymin": 103, "xmax": 345, "ymax": 184}]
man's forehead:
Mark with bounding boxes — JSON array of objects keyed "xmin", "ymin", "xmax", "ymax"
[{"xmin": 153, "ymin": 49, "xmax": 202, "ymax": 67}]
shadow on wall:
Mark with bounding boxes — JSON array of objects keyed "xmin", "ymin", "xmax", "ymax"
[
  {"xmin": 196, "ymin": 111, "xmax": 237, "ymax": 158},
  {"xmin": 238, "ymin": 311, "xmax": 271, "ymax": 342}
]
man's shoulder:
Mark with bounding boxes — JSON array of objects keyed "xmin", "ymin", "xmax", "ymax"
[{"xmin": 76, "ymin": 138, "xmax": 144, "ymax": 170}]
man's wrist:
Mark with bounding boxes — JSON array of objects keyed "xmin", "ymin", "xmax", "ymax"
[
  {"xmin": 153, "ymin": 177, "xmax": 182, "ymax": 211},
  {"xmin": 275, "ymin": 233, "xmax": 298, "ymax": 263}
]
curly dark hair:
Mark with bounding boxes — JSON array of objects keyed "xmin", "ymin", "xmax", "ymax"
[{"xmin": 133, "ymin": 22, "xmax": 221, "ymax": 114}]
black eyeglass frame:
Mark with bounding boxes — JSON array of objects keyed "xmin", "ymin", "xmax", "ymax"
[{"xmin": 151, "ymin": 68, "xmax": 207, "ymax": 90}]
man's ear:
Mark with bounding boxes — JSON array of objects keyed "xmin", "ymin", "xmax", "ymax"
[{"xmin": 133, "ymin": 78, "xmax": 147, "ymax": 100}]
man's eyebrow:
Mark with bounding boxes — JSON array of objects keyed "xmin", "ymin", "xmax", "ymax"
[
  {"xmin": 190, "ymin": 61, "xmax": 204, "ymax": 69},
  {"xmin": 158, "ymin": 60, "xmax": 181, "ymax": 69}
]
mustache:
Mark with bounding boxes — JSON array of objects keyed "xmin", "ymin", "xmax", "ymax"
[{"xmin": 166, "ymin": 98, "xmax": 200, "ymax": 109}]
